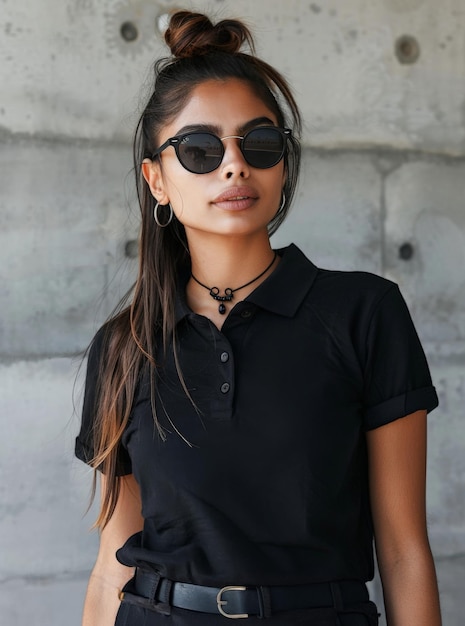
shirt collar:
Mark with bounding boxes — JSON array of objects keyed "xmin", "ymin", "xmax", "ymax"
[
  {"xmin": 175, "ymin": 244, "xmax": 319, "ymax": 323},
  {"xmin": 245, "ymin": 244, "xmax": 318, "ymax": 317}
]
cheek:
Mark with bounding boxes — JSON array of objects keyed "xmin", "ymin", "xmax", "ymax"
[
  {"xmin": 159, "ymin": 167, "xmax": 193, "ymax": 208},
  {"xmin": 165, "ymin": 177, "xmax": 207, "ymax": 222},
  {"xmin": 268, "ymin": 166, "xmax": 286, "ymax": 193}
]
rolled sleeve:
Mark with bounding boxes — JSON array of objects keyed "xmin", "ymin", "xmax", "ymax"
[{"xmin": 362, "ymin": 285, "xmax": 438, "ymax": 430}]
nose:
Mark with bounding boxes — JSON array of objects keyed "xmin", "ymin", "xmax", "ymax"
[{"xmin": 219, "ymin": 136, "xmax": 250, "ymax": 179}]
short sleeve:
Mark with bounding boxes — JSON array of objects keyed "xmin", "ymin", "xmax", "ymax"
[
  {"xmin": 362, "ymin": 284, "xmax": 438, "ymax": 430},
  {"xmin": 75, "ymin": 326, "xmax": 133, "ymax": 475}
]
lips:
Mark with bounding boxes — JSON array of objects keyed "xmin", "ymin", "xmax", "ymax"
[{"xmin": 212, "ymin": 186, "xmax": 258, "ymax": 204}]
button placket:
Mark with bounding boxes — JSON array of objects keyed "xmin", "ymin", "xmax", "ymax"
[{"xmin": 217, "ymin": 340, "xmax": 233, "ymax": 407}]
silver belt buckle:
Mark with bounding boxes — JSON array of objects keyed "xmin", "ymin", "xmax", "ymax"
[{"xmin": 216, "ymin": 586, "xmax": 248, "ymax": 619}]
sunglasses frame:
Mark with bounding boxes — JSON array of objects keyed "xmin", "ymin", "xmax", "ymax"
[{"xmin": 152, "ymin": 126, "xmax": 292, "ymax": 174}]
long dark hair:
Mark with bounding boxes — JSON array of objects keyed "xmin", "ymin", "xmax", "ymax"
[{"xmin": 88, "ymin": 10, "xmax": 302, "ymax": 529}]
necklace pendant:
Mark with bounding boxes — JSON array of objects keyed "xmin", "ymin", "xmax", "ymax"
[{"xmin": 190, "ymin": 251, "xmax": 277, "ymax": 318}]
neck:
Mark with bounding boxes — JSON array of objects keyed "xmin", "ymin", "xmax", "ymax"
[{"xmin": 190, "ymin": 233, "xmax": 274, "ymax": 284}]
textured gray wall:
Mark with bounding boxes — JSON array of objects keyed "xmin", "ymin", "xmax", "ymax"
[{"xmin": 1, "ymin": 1, "xmax": 464, "ymax": 624}]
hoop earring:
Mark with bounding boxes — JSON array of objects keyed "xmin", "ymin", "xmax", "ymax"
[
  {"xmin": 154, "ymin": 201, "xmax": 173, "ymax": 227},
  {"xmin": 279, "ymin": 191, "xmax": 286, "ymax": 212}
]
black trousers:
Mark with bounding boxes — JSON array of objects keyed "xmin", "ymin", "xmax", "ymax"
[{"xmin": 116, "ymin": 602, "xmax": 378, "ymax": 625}]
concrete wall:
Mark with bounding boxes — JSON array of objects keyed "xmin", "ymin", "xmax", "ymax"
[{"xmin": 1, "ymin": 0, "xmax": 464, "ymax": 624}]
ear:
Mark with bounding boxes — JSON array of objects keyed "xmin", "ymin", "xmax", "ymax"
[{"xmin": 141, "ymin": 159, "xmax": 170, "ymax": 204}]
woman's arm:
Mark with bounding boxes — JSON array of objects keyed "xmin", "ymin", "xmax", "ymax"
[
  {"xmin": 366, "ymin": 409, "xmax": 441, "ymax": 626},
  {"xmin": 82, "ymin": 474, "xmax": 144, "ymax": 626}
]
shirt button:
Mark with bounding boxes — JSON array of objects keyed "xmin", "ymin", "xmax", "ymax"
[
  {"xmin": 220, "ymin": 351, "xmax": 229, "ymax": 363},
  {"xmin": 241, "ymin": 309, "xmax": 252, "ymax": 319},
  {"xmin": 220, "ymin": 382, "xmax": 230, "ymax": 394}
]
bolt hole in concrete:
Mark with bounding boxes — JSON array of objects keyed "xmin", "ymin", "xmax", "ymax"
[
  {"xmin": 120, "ymin": 21, "xmax": 138, "ymax": 42},
  {"xmin": 399, "ymin": 242, "xmax": 414, "ymax": 261},
  {"xmin": 125, "ymin": 240, "xmax": 139, "ymax": 259},
  {"xmin": 395, "ymin": 35, "xmax": 420, "ymax": 64}
]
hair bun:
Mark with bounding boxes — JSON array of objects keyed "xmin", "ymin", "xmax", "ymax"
[{"xmin": 165, "ymin": 11, "xmax": 254, "ymax": 59}]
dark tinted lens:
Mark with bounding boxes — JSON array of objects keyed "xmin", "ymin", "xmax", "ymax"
[
  {"xmin": 242, "ymin": 128, "xmax": 285, "ymax": 168},
  {"xmin": 177, "ymin": 133, "xmax": 224, "ymax": 173}
]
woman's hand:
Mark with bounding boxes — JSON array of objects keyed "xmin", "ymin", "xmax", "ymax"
[
  {"xmin": 367, "ymin": 409, "xmax": 442, "ymax": 625},
  {"xmin": 82, "ymin": 474, "xmax": 144, "ymax": 626}
]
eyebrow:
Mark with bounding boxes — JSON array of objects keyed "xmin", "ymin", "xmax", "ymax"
[{"xmin": 175, "ymin": 116, "xmax": 276, "ymax": 137}]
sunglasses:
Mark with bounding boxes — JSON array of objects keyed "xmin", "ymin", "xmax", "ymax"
[{"xmin": 152, "ymin": 126, "xmax": 291, "ymax": 174}]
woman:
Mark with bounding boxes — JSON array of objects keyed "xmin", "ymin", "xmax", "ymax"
[{"xmin": 76, "ymin": 10, "xmax": 442, "ymax": 626}]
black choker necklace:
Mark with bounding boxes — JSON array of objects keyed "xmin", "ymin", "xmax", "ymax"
[{"xmin": 191, "ymin": 252, "xmax": 277, "ymax": 315}]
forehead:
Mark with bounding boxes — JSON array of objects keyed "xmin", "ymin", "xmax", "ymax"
[{"xmin": 165, "ymin": 78, "xmax": 278, "ymax": 136}]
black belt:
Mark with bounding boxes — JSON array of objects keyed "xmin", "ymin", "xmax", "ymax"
[{"xmin": 120, "ymin": 569, "xmax": 369, "ymax": 618}]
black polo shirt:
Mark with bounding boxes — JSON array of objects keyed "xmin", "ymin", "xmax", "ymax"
[{"xmin": 76, "ymin": 244, "xmax": 438, "ymax": 587}]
